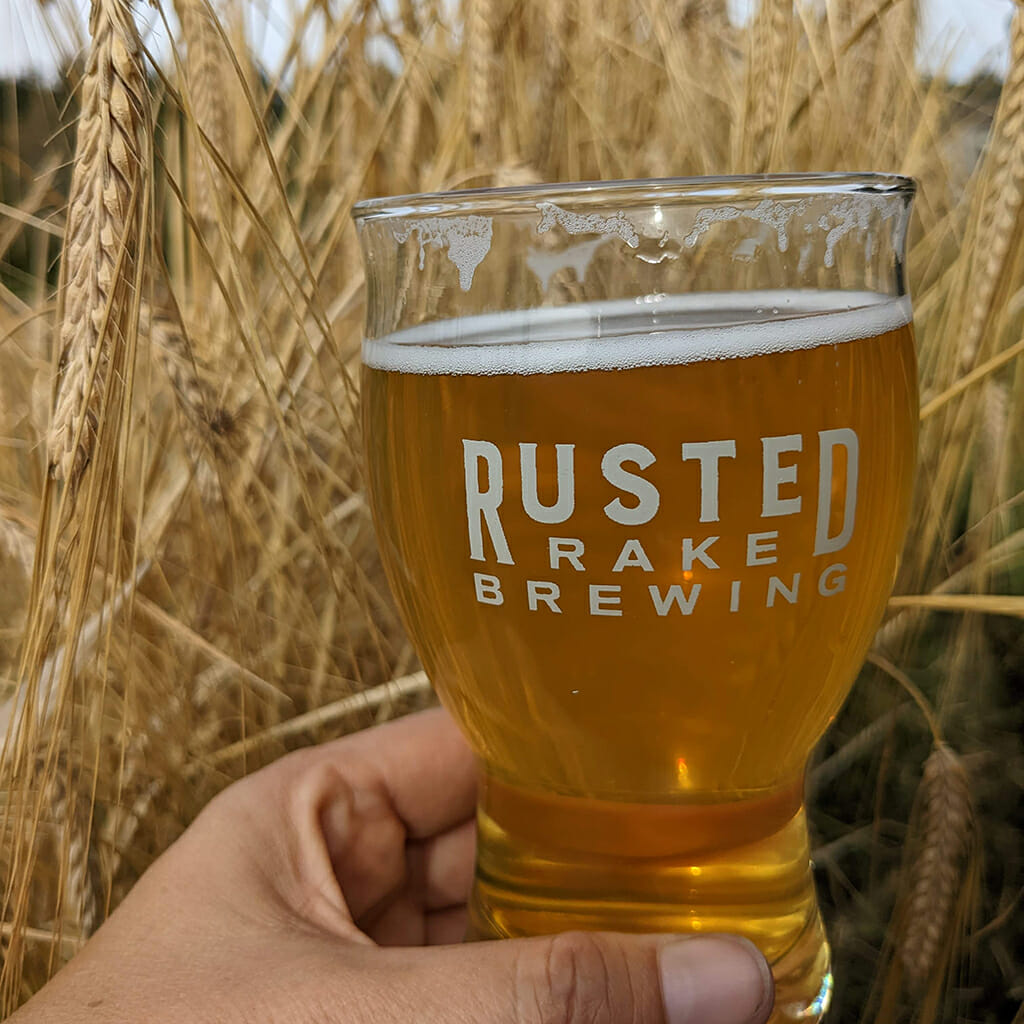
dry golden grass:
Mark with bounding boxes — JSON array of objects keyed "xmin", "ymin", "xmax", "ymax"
[{"xmin": 0, "ymin": 0, "xmax": 1021, "ymax": 1020}]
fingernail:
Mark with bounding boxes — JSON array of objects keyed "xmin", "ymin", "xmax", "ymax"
[{"xmin": 659, "ymin": 935, "xmax": 774, "ymax": 1024}]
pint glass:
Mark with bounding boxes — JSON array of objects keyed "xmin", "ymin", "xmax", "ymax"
[{"xmin": 354, "ymin": 175, "xmax": 917, "ymax": 1022}]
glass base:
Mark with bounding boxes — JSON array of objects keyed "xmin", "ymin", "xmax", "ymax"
[{"xmin": 466, "ymin": 774, "xmax": 833, "ymax": 1024}]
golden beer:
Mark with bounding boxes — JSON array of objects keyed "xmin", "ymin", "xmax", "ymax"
[{"xmin": 363, "ymin": 291, "xmax": 917, "ymax": 1018}]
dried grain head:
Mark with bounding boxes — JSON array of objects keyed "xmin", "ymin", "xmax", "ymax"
[
  {"xmin": 899, "ymin": 742, "xmax": 977, "ymax": 992},
  {"xmin": 150, "ymin": 307, "xmax": 240, "ymax": 500},
  {"xmin": 740, "ymin": 0, "xmax": 794, "ymax": 172},
  {"xmin": 957, "ymin": 2, "xmax": 1024, "ymax": 374},
  {"xmin": 48, "ymin": 0, "xmax": 147, "ymax": 490},
  {"xmin": 174, "ymin": 0, "xmax": 232, "ymax": 238},
  {"xmin": 463, "ymin": 0, "xmax": 495, "ymax": 158}
]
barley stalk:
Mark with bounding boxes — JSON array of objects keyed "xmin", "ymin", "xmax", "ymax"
[
  {"xmin": 465, "ymin": 0, "xmax": 494, "ymax": 157},
  {"xmin": 834, "ymin": 0, "xmax": 879, "ymax": 123},
  {"xmin": 395, "ymin": 51, "xmax": 425, "ymax": 192},
  {"xmin": 533, "ymin": 0, "xmax": 565, "ymax": 167},
  {"xmin": 49, "ymin": 765, "xmax": 102, "ymax": 940},
  {"xmin": 742, "ymin": 0, "xmax": 792, "ymax": 171},
  {"xmin": 150, "ymin": 308, "xmax": 238, "ymax": 498},
  {"xmin": 47, "ymin": 0, "xmax": 147, "ymax": 489},
  {"xmin": 899, "ymin": 743, "xmax": 975, "ymax": 989},
  {"xmin": 0, "ymin": 514, "xmax": 34, "ymax": 576},
  {"xmin": 175, "ymin": 0, "xmax": 231, "ymax": 235},
  {"xmin": 959, "ymin": 3, "xmax": 1024, "ymax": 372},
  {"xmin": 3, "ymin": 7, "xmax": 149, "ymax": 1001},
  {"xmin": 971, "ymin": 379, "xmax": 1010, "ymax": 527}
]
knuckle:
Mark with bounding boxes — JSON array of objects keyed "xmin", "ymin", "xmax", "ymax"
[
  {"xmin": 204, "ymin": 748, "xmax": 344, "ymax": 829},
  {"xmin": 516, "ymin": 931, "xmax": 629, "ymax": 1024}
]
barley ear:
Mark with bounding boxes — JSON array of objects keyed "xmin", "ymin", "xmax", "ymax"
[
  {"xmin": 49, "ymin": 763, "xmax": 103, "ymax": 941},
  {"xmin": 151, "ymin": 309, "xmax": 238, "ymax": 500},
  {"xmin": 533, "ymin": 0, "xmax": 564, "ymax": 168},
  {"xmin": 464, "ymin": 0, "xmax": 494, "ymax": 159},
  {"xmin": 739, "ymin": 0, "xmax": 793, "ymax": 172},
  {"xmin": 47, "ymin": 0, "xmax": 147, "ymax": 491},
  {"xmin": 174, "ymin": 0, "xmax": 232, "ymax": 237},
  {"xmin": 958, "ymin": 2, "xmax": 1024, "ymax": 373},
  {"xmin": 899, "ymin": 742, "xmax": 976, "ymax": 991}
]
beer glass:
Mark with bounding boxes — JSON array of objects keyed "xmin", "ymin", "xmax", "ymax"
[{"xmin": 354, "ymin": 175, "xmax": 916, "ymax": 1022}]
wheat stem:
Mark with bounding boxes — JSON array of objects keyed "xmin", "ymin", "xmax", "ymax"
[
  {"xmin": 865, "ymin": 651, "xmax": 943, "ymax": 742},
  {"xmin": 887, "ymin": 593, "xmax": 1024, "ymax": 617},
  {"xmin": 198, "ymin": 670, "xmax": 431, "ymax": 770}
]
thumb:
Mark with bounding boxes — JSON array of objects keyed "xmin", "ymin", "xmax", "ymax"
[{"xmin": 396, "ymin": 930, "xmax": 774, "ymax": 1024}]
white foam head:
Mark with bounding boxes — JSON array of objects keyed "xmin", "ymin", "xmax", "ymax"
[{"xmin": 362, "ymin": 290, "xmax": 913, "ymax": 375}]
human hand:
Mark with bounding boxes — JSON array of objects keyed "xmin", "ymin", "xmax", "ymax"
[{"xmin": 12, "ymin": 708, "xmax": 774, "ymax": 1024}]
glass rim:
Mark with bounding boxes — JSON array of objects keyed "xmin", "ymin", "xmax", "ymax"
[{"xmin": 351, "ymin": 172, "xmax": 916, "ymax": 222}]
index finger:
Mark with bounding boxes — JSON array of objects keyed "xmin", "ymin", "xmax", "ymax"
[{"xmin": 329, "ymin": 706, "xmax": 479, "ymax": 838}]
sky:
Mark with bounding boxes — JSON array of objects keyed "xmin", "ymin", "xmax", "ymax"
[{"xmin": 0, "ymin": 0, "xmax": 1016, "ymax": 84}]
